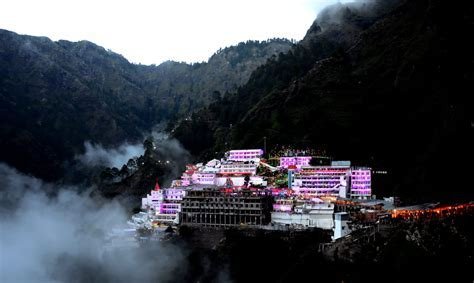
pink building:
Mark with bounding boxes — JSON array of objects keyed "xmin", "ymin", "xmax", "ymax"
[
  {"xmin": 273, "ymin": 199, "xmax": 293, "ymax": 212},
  {"xmin": 194, "ymin": 173, "xmax": 216, "ymax": 185},
  {"xmin": 279, "ymin": 156, "xmax": 312, "ymax": 169},
  {"xmin": 180, "ymin": 168, "xmax": 195, "ymax": 186},
  {"xmin": 219, "ymin": 162, "xmax": 257, "ymax": 176},
  {"xmin": 292, "ymin": 163, "xmax": 372, "ymax": 199},
  {"xmin": 350, "ymin": 169, "xmax": 371, "ymax": 198},
  {"xmin": 141, "ymin": 182, "xmax": 186, "ymax": 224},
  {"xmin": 227, "ymin": 149, "xmax": 263, "ymax": 162},
  {"xmin": 293, "ymin": 165, "xmax": 349, "ymax": 197}
]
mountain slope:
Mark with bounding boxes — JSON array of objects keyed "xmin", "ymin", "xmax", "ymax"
[
  {"xmin": 173, "ymin": 0, "xmax": 473, "ymax": 200},
  {"xmin": 172, "ymin": 0, "xmax": 399, "ymax": 155},
  {"xmin": 0, "ymin": 31, "xmax": 292, "ymax": 180}
]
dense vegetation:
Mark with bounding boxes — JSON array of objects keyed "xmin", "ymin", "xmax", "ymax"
[
  {"xmin": 0, "ymin": 32, "xmax": 292, "ymax": 180},
  {"xmin": 172, "ymin": 0, "xmax": 473, "ymax": 201}
]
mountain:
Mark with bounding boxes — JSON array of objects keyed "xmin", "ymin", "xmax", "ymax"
[
  {"xmin": 0, "ymin": 31, "xmax": 292, "ymax": 180},
  {"xmin": 172, "ymin": 0, "xmax": 473, "ymax": 200}
]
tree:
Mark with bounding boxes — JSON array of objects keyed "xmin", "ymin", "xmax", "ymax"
[{"xmin": 244, "ymin": 175, "xmax": 250, "ymax": 187}]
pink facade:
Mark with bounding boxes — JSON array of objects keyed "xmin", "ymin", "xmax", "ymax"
[
  {"xmin": 227, "ymin": 149, "xmax": 263, "ymax": 161},
  {"xmin": 142, "ymin": 188, "xmax": 185, "ymax": 215},
  {"xmin": 292, "ymin": 165, "xmax": 371, "ymax": 199},
  {"xmin": 219, "ymin": 163, "xmax": 257, "ymax": 175},
  {"xmin": 181, "ymin": 172, "xmax": 192, "ymax": 186},
  {"xmin": 143, "ymin": 190, "xmax": 164, "ymax": 210},
  {"xmin": 273, "ymin": 204, "xmax": 293, "ymax": 212},
  {"xmin": 163, "ymin": 188, "xmax": 186, "ymax": 200},
  {"xmin": 194, "ymin": 173, "xmax": 216, "ymax": 185},
  {"xmin": 279, "ymin": 156, "xmax": 312, "ymax": 169},
  {"xmin": 159, "ymin": 203, "xmax": 181, "ymax": 214},
  {"xmin": 350, "ymin": 169, "xmax": 371, "ymax": 198}
]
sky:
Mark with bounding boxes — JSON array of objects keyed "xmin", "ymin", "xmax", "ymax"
[{"xmin": 0, "ymin": 0, "xmax": 347, "ymax": 65}]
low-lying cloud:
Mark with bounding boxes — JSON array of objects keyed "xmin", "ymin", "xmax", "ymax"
[
  {"xmin": 151, "ymin": 132, "xmax": 192, "ymax": 185},
  {"xmin": 76, "ymin": 141, "xmax": 144, "ymax": 168},
  {"xmin": 0, "ymin": 163, "xmax": 186, "ymax": 283}
]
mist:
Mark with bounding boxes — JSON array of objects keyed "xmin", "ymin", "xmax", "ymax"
[
  {"xmin": 75, "ymin": 141, "xmax": 144, "ymax": 168},
  {"xmin": 150, "ymin": 132, "xmax": 192, "ymax": 186},
  {"xmin": 316, "ymin": 0, "xmax": 400, "ymax": 29},
  {"xmin": 0, "ymin": 163, "xmax": 187, "ymax": 283}
]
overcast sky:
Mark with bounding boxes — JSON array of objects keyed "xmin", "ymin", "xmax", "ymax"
[{"xmin": 0, "ymin": 0, "xmax": 347, "ymax": 65}]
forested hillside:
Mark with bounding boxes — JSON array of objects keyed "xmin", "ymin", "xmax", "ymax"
[
  {"xmin": 172, "ymin": 0, "xmax": 473, "ymax": 200},
  {"xmin": 0, "ymin": 30, "xmax": 292, "ymax": 180}
]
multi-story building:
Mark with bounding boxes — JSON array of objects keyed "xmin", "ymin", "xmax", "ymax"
[
  {"xmin": 180, "ymin": 189, "xmax": 272, "ymax": 227},
  {"xmin": 350, "ymin": 168, "xmax": 371, "ymax": 198},
  {"xmin": 292, "ymin": 161, "xmax": 371, "ymax": 199},
  {"xmin": 214, "ymin": 176, "xmax": 266, "ymax": 187},
  {"xmin": 219, "ymin": 162, "xmax": 258, "ymax": 176},
  {"xmin": 271, "ymin": 200, "xmax": 335, "ymax": 230},
  {"xmin": 227, "ymin": 149, "xmax": 263, "ymax": 162},
  {"xmin": 194, "ymin": 173, "xmax": 216, "ymax": 185},
  {"xmin": 293, "ymin": 165, "xmax": 350, "ymax": 197},
  {"xmin": 141, "ymin": 182, "xmax": 186, "ymax": 224},
  {"xmin": 279, "ymin": 156, "xmax": 312, "ymax": 169},
  {"xmin": 272, "ymin": 198, "xmax": 294, "ymax": 212},
  {"xmin": 333, "ymin": 212, "xmax": 351, "ymax": 240}
]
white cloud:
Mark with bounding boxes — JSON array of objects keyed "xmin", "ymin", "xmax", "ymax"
[
  {"xmin": 0, "ymin": 163, "xmax": 186, "ymax": 282},
  {"xmin": 76, "ymin": 141, "xmax": 144, "ymax": 168},
  {"xmin": 0, "ymin": 0, "xmax": 347, "ymax": 64}
]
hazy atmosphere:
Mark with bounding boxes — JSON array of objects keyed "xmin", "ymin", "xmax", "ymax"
[
  {"xmin": 0, "ymin": 0, "xmax": 348, "ymax": 64},
  {"xmin": 0, "ymin": 163, "xmax": 187, "ymax": 283},
  {"xmin": 1, "ymin": 0, "xmax": 472, "ymax": 282}
]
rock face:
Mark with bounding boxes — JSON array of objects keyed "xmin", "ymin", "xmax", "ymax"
[
  {"xmin": 172, "ymin": 0, "xmax": 473, "ymax": 200},
  {"xmin": 0, "ymin": 30, "xmax": 292, "ymax": 180}
]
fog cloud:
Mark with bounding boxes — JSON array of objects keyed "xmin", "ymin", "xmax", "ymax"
[
  {"xmin": 76, "ymin": 141, "xmax": 144, "ymax": 168},
  {"xmin": 151, "ymin": 132, "xmax": 191, "ymax": 185},
  {"xmin": 0, "ymin": 163, "xmax": 187, "ymax": 283}
]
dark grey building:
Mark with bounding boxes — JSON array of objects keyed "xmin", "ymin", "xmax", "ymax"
[{"xmin": 180, "ymin": 188, "xmax": 272, "ymax": 227}]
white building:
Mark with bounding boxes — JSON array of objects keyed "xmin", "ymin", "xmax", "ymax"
[
  {"xmin": 194, "ymin": 173, "xmax": 216, "ymax": 185},
  {"xmin": 219, "ymin": 162, "xmax": 258, "ymax": 176},
  {"xmin": 271, "ymin": 201, "xmax": 335, "ymax": 230},
  {"xmin": 141, "ymin": 183, "xmax": 186, "ymax": 225},
  {"xmin": 205, "ymin": 159, "xmax": 221, "ymax": 167},
  {"xmin": 332, "ymin": 212, "xmax": 351, "ymax": 240},
  {"xmin": 214, "ymin": 176, "xmax": 266, "ymax": 187}
]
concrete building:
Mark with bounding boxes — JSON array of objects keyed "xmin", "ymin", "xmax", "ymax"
[
  {"xmin": 271, "ymin": 201, "xmax": 335, "ymax": 230},
  {"xmin": 293, "ymin": 165, "xmax": 350, "ymax": 197},
  {"xmin": 214, "ymin": 176, "xmax": 266, "ymax": 187},
  {"xmin": 141, "ymin": 182, "xmax": 185, "ymax": 225},
  {"xmin": 194, "ymin": 173, "xmax": 216, "ymax": 185},
  {"xmin": 279, "ymin": 156, "xmax": 312, "ymax": 169},
  {"xmin": 227, "ymin": 149, "xmax": 263, "ymax": 162},
  {"xmin": 333, "ymin": 212, "xmax": 351, "ymax": 240},
  {"xmin": 350, "ymin": 168, "xmax": 371, "ymax": 198},
  {"xmin": 219, "ymin": 162, "xmax": 258, "ymax": 176},
  {"xmin": 180, "ymin": 189, "xmax": 272, "ymax": 227},
  {"xmin": 292, "ymin": 161, "xmax": 372, "ymax": 199}
]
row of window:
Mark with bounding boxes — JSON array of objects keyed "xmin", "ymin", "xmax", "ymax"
[
  {"xmin": 351, "ymin": 182, "xmax": 371, "ymax": 186},
  {"xmin": 352, "ymin": 171, "xmax": 371, "ymax": 175},
  {"xmin": 184, "ymin": 197, "xmax": 262, "ymax": 202},
  {"xmin": 182, "ymin": 209, "xmax": 263, "ymax": 214},
  {"xmin": 183, "ymin": 203, "xmax": 261, "ymax": 208}
]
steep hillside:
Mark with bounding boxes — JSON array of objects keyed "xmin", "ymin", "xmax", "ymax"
[
  {"xmin": 172, "ymin": 0, "xmax": 473, "ymax": 200},
  {"xmin": 172, "ymin": 0, "xmax": 400, "ymax": 155},
  {"xmin": 0, "ymin": 31, "xmax": 292, "ymax": 180},
  {"xmin": 139, "ymin": 39, "xmax": 294, "ymax": 118}
]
